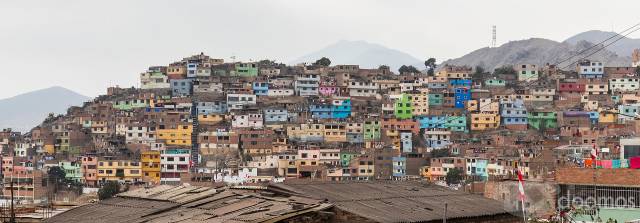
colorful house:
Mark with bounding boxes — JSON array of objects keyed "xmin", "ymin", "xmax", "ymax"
[
  {"xmin": 394, "ymin": 94, "xmax": 413, "ymax": 119},
  {"xmin": 445, "ymin": 116, "xmax": 467, "ymax": 132},
  {"xmin": 528, "ymin": 111, "xmax": 557, "ymax": 130},
  {"xmin": 141, "ymin": 151, "xmax": 161, "ymax": 184}
]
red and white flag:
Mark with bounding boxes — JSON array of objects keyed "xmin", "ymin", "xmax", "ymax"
[
  {"xmin": 517, "ymin": 170, "xmax": 525, "ymax": 202},
  {"xmin": 591, "ymin": 144, "xmax": 598, "ymax": 161}
]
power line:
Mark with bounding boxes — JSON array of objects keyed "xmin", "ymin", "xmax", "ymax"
[
  {"xmin": 554, "ymin": 22, "xmax": 640, "ymax": 67},
  {"xmin": 560, "ymin": 26, "xmax": 640, "ymax": 70}
]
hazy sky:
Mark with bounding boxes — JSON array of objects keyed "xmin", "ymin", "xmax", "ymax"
[{"xmin": 1, "ymin": 0, "xmax": 639, "ymax": 98}]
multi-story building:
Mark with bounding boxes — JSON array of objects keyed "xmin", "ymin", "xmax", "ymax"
[
  {"xmin": 500, "ymin": 99, "xmax": 528, "ymax": 130},
  {"xmin": 576, "ymin": 60, "xmax": 604, "ymax": 78},
  {"xmin": 470, "ymin": 113, "xmax": 500, "ymax": 131},
  {"xmin": 140, "ymin": 71, "xmax": 170, "ymax": 89},
  {"xmin": 295, "ymin": 73, "xmax": 320, "ymax": 96},
  {"xmin": 157, "ymin": 123, "xmax": 192, "ymax": 146},
  {"xmin": 609, "ymin": 77, "xmax": 640, "ymax": 93},
  {"xmin": 81, "ymin": 156, "xmax": 98, "ymax": 187},
  {"xmin": 141, "ymin": 150, "xmax": 161, "ymax": 184},
  {"xmin": 97, "ymin": 159, "xmax": 142, "ymax": 184},
  {"xmin": 160, "ymin": 148, "xmax": 191, "ymax": 184},
  {"xmin": 394, "ymin": 94, "xmax": 413, "ymax": 119},
  {"xmin": 234, "ymin": 62, "xmax": 258, "ymax": 77},
  {"xmin": 516, "ymin": 64, "xmax": 538, "ymax": 82}
]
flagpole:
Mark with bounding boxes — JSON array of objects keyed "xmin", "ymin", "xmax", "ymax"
[{"xmin": 521, "ymin": 198, "xmax": 527, "ymax": 223}]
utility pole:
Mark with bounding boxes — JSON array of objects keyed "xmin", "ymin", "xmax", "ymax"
[
  {"xmin": 10, "ymin": 181, "xmax": 15, "ymax": 223},
  {"xmin": 443, "ymin": 202, "xmax": 447, "ymax": 223}
]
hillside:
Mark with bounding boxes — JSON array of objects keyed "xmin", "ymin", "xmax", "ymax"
[
  {"xmin": 440, "ymin": 38, "xmax": 630, "ymax": 71},
  {"xmin": 0, "ymin": 86, "xmax": 90, "ymax": 133},
  {"xmin": 290, "ymin": 40, "xmax": 423, "ymax": 72},
  {"xmin": 565, "ymin": 30, "xmax": 640, "ymax": 57}
]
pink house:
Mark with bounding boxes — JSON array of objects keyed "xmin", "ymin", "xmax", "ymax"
[
  {"xmin": 81, "ymin": 156, "xmax": 98, "ymax": 187},
  {"xmin": 319, "ymin": 86, "xmax": 338, "ymax": 96}
]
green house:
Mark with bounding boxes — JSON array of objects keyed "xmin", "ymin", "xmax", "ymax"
[
  {"xmin": 234, "ymin": 63, "xmax": 258, "ymax": 77},
  {"xmin": 528, "ymin": 111, "xmax": 557, "ymax": 130},
  {"xmin": 340, "ymin": 152, "xmax": 359, "ymax": 167},
  {"xmin": 445, "ymin": 116, "xmax": 467, "ymax": 132},
  {"xmin": 59, "ymin": 161, "xmax": 83, "ymax": 183},
  {"xmin": 429, "ymin": 94, "xmax": 443, "ymax": 106},
  {"xmin": 113, "ymin": 99, "xmax": 150, "ymax": 110},
  {"xmin": 394, "ymin": 94, "xmax": 413, "ymax": 119},
  {"xmin": 485, "ymin": 79, "xmax": 506, "ymax": 87},
  {"xmin": 364, "ymin": 121, "xmax": 381, "ymax": 141}
]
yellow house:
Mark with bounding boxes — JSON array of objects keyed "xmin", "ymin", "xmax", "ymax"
[
  {"xmin": 97, "ymin": 159, "xmax": 142, "ymax": 183},
  {"xmin": 324, "ymin": 123, "xmax": 347, "ymax": 142},
  {"xmin": 599, "ymin": 111, "xmax": 617, "ymax": 124},
  {"xmin": 435, "ymin": 66, "xmax": 471, "ymax": 79},
  {"xmin": 419, "ymin": 166, "xmax": 431, "ymax": 179},
  {"xmin": 410, "ymin": 92, "xmax": 429, "ymax": 115},
  {"xmin": 470, "ymin": 113, "xmax": 501, "ymax": 131},
  {"xmin": 198, "ymin": 114, "xmax": 226, "ymax": 124},
  {"xmin": 286, "ymin": 124, "xmax": 324, "ymax": 141},
  {"xmin": 157, "ymin": 124, "xmax": 192, "ymax": 146},
  {"xmin": 466, "ymin": 100, "xmax": 478, "ymax": 112},
  {"xmin": 44, "ymin": 144, "xmax": 55, "ymax": 154},
  {"xmin": 141, "ymin": 151, "xmax": 161, "ymax": 184}
]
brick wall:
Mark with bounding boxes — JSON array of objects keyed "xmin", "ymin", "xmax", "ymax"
[{"xmin": 556, "ymin": 168, "xmax": 640, "ymax": 186}]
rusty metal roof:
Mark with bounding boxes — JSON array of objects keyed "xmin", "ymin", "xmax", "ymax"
[
  {"xmin": 45, "ymin": 185, "xmax": 332, "ymax": 223},
  {"xmin": 272, "ymin": 180, "xmax": 511, "ymax": 223}
]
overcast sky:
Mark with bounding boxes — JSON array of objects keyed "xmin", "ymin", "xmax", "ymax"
[{"xmin": 1, "ymin": 0, "xmax": 639, "ymax": 98}]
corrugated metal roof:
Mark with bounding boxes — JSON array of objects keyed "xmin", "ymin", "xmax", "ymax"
[
  {"xmin": 46, "ymin": 185, "xmax": 332, "ymax": 223},
  {"xmin": 272, "ymin": 181, "xmax": 511, "ymax": 223}
]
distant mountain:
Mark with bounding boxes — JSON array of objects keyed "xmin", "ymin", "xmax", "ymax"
[
  {"xmin": 565, "ymin": 30, "xmax": 640, "ymax": 57},
  {"xmin": 0, "ymin": 86, "xmax": 90, "ymax": 133},
  {"xmin": 290, "ymin": 40, "xmax": 423, "ymax": 72},
  {"xmin": 440, "ymin": 37, "xmax": 631, "ymax": 71}
]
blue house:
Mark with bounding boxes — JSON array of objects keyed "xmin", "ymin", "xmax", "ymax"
[
  {"xmin": 392, "ymin": 156, "xmax": 407, "ymax": 177},
  {"xmin": 454, "ymin": 87, "xmax": 471, "ymax": 108},
  {"xmin": 309, "ymin": 98, "xmax": 351, "ymax": 119},
  {"xmin": 170, "ymin": 79, "xmax": 193, "ymax": 97},
  {"xmin": 416, "ymin": 116, "xmax": 445, "ymax": 129},
  {"xmin": 467, "ymin": 158, "xmax": 488, "ymax": 181},
  {"xmin": 186, "ymin": 62, "xmax": 198, "ymax": 78},
  {"xmin": 347, "ymin": 132, "xmax": 364, "ymax": 143},
  {"xmin": 500, "ymin": 99, "xmax": 528, "ymax": 128},
  {"xmin": 264, "ymin": 108, "xmax": 289, "ymax": 123},
  {"xmin": 449, "ymin": 79, "xmax": 472, "ymax": 88},
  {"xmin": 588, "ymin": 111, "xmax": 599, "ymax": 124},
  {"xmin": 331, "ymin": 98, "xmax": 351, "ymax": 119},
  {"xmin": 253, "ymin": 82, "xmax": 269, "ymax": 96},
  {"xmin": 400, "ymin": 132, "xmax": 412, "ymax": 153},
  {"xmin": 310, "ymin": 104, "xmax": 332, "ymax": 119},
  {"xmin": 197, "ymin": 101, "xmax": 228, "ymax": 115}
]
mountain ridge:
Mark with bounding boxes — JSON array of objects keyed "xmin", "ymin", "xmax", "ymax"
[
  {"xmin": 0, "ymin": 86, "xmax": 90, "ymax": 133},
  {"xmin": 290, "ymin": 40, "xmax": 423, "ymax": 71}
]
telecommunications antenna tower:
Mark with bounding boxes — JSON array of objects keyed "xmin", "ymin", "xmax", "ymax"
[{"xmin": 491, "ymin": 25, "xmax": 497, "ymax": 48}]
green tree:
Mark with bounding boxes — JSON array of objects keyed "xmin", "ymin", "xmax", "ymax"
[
  {"xmin": 98, "ymin": 181, "xmax": 121, "ymax": 200},
  {"xmin": 314, "ymin": 57, "xmax": 331, "ymax": 66},
  {"xmin": 398, "ymin": 65, "xmax": 420, "ymax": 74},
  {"xmin": 424, "ymin": 58, "xmax": 437, "ymax": 75},
  {"xmin": 474, "ymin": 66, "xmax": 485, "ymax": 75},
  {"xmin": 378, "ymin": 65, "xmax": 390, "ymax": 70},
  {"xmin": 493, "ymin": 65, "xmax": 516, "ymax": 75},
  {"xmin": 445, "ymin": 168, "xmax": 464, "ymax": 185},
  {"xmin": 48, "ymin": 166, "xmax": 67, "ymax": 183}
]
